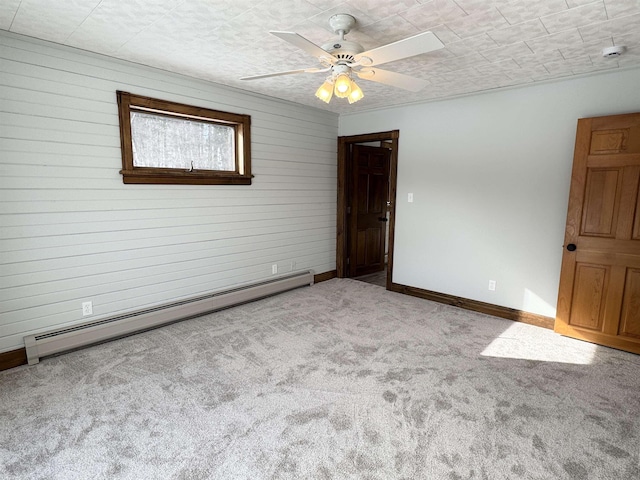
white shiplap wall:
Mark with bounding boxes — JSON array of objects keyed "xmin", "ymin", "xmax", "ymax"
[{"xmin": 0, "ymin": 31, "xmax": 338, "ymax": 354}]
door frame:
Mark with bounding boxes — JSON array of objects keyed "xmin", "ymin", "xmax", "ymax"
[{"xmin": 337, "ymin": 130, "xmax": 399, "ymax": 288}]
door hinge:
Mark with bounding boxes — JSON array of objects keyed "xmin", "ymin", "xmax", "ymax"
[
  {"xmin": 347, "ymin": 257, "xmax": 350, "ymax": 265},
  {"xmin": 347, "ymin": 206, "xmax": 351, "ymax": 214}
]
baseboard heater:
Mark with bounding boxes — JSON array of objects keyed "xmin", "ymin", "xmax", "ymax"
[{"xmin": 24, "ymin": 270, "xmax": 314, "ymax": 365}]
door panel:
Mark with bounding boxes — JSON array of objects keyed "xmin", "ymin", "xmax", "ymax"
[
  {"xmin": 356, "ymin": 230, "xmax": 366, "ymax": 266},
  {"xmin": 555, "ymin": 112, "xmax": 640, "ymax": 354},
  {"xmin": 590, "ymin": 129, "xmax": 629, "ymax": 154},
  {"xmin": 568, "ymin": 263, "xmax": 608, "ymax": 330},
  {"xmin": 620, "ymin": 269, "xmax": 640, "ymax": 339},
  {"xmin": 632, "ymin": 192, "xmax": 640, "ymax": 239},
  {"xmin": 580, "ymin": 169, "xmax": 620, "ymax": 237},
  {"xmin": 349, "ymin": 144, "xmax": 390, "ymax": 277},
  {"xmin": 369, "ymin": 174, "xmax": 387, "ymax": 213},
  {"xmin": 365, "ymin": 228, "xmax": 382, "ymax": 266}
]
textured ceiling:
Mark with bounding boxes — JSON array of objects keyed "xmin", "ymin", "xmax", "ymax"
[{"xmin": 2, "ymin": 0, "xmax": 639, "ymax": 114}]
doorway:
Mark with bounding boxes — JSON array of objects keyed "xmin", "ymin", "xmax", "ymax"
[{"xmin": 337, "ymin": 131, "xmax": 399, "ymax": 289}]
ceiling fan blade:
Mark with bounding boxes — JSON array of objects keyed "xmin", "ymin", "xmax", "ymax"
[
  {"xmin": 270, "ymin": 31, "xmax": 334, "ymax": 62},
  {"xmin": 240, "ymin": 66, "xmax": 329, "ymax": 81},
  {"xmin": 355, "ymin": 31, "xmax": 444, "ymax": 67},
  {"xmin": 355, "ymin": 68, "xmax": 428, "ymax": 92}
]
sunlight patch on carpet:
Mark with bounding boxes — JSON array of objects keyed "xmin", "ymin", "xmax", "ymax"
[{"xmin": 481, "ymin": 323, "xmax": 597, "ymax": 365}]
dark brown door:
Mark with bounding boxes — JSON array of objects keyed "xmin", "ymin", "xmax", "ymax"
[
  {"xmin": 555, "ymin": 112, "xmax": 640, "ymax": 354},
  {"xmin": 349, "ymin": 144, "xmax": 390, "ymax": 277}
]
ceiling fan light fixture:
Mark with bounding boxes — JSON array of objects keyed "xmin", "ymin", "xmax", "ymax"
[
  {"xmin": 334, "ymin": 73, "xmax": 352, "ymax": 98},
  {"xmin": 348, "ymin": 80, "xmax": 364, "ymax": 104},
  {"xmin": 243, "ymin": 15, "xmax": 445, "ymax": 106},
  {"xmin": 315, "ymin": 79, "xmax": 334, "ymax": 103}
]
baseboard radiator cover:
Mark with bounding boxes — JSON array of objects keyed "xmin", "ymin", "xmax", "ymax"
[{"xmin": 24, "ymin": 271, "xmax": 314, "ymax": 365}]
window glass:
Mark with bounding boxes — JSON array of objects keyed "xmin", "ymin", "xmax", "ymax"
[{"xmin": 130, "ymin": 111, "xmax": 236, "ymax": 172}]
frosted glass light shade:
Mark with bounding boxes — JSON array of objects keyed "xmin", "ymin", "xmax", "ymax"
[
  {"xmin": 334, "ymin": 74, "xmax": 352, "ymax": 98},
  {"xmin": 315, "ymin": 80, "xmax": 334, "ymax": 103},
  {"xmin": 348, "ymin": 81, "xmax": 364, "ymax": 104}
]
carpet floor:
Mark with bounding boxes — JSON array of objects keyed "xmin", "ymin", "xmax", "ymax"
[{"xmin": 1, "ymin": 279, "xmax": 639, "ymax": 479}]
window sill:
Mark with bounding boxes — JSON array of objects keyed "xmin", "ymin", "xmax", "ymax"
[{"xmin": 120, "ymin": 170, "xmax": 253, "ymax": 185}]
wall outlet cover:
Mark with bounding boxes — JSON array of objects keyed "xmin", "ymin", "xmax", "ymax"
[{"xmin": 82, "ymin": 301, "xmax": 93, "ymax": 316}]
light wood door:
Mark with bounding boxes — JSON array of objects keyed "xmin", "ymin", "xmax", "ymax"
[
  {"xmin": 555, "ymin": 112, "xmax": 640, "ymax": 354},
  {"xmin": 349, "ymin": 145, "xmax": 390, "ymax": 277}
]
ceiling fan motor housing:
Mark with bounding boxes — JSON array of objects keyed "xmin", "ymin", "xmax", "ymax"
[{"xmin": 321, "ymin": 39, "xmax": 364, "ymax": 62}]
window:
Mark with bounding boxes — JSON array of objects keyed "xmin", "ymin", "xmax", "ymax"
[{"xmin": 116, "ymin": 91, "xmax": 252, "ymax": 185}]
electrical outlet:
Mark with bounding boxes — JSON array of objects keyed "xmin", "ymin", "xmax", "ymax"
[
  {"xmin": 488, "ymin": 280, "xmax": 496, "ymax": 291},
  {"xmin": 272, "ymin": 264, "xmax": 278, "ymax": 275},
  {"xmin": 82, "ymin": 301, "xmax": 93, "ymax": 316},
  {"xmin": 408, "ymin": 192, "xmax": 414, "ymax": 203}
]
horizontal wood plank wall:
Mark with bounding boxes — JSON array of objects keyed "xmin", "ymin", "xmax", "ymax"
[
  {"xmin": 0, "ymin": 31, "xmax": 338, "ymax": 354},
  {"xmin": 389, "ymin": 283, "xmax": 555, "ymax": 330}
]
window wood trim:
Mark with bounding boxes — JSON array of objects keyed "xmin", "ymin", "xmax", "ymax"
[{"xmin": 116, "ymin": 91, "xmax": 252, "ymax": 185}]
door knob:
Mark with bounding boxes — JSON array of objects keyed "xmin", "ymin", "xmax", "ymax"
[
  {"xmin": 378, "ymin": 217, "xmax": 388, "ymax": 222},
  {"xmin": 566, "ymin": 243, "xmax": 577, "ymax": 251}
]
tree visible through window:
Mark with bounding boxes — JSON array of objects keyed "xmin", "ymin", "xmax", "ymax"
[{"xmin": 117, "ymin": 91, "xmax": 252, "ymax": 185}]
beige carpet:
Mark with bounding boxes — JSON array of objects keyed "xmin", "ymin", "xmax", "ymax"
[{"xmin": 1, "ymin": 279, "xmax": 639, "ymax": 479}]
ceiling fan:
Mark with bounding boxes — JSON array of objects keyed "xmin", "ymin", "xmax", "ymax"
[{"xmin": 240, "ymin": 14, "xmax": 444, "ymax": 104}]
